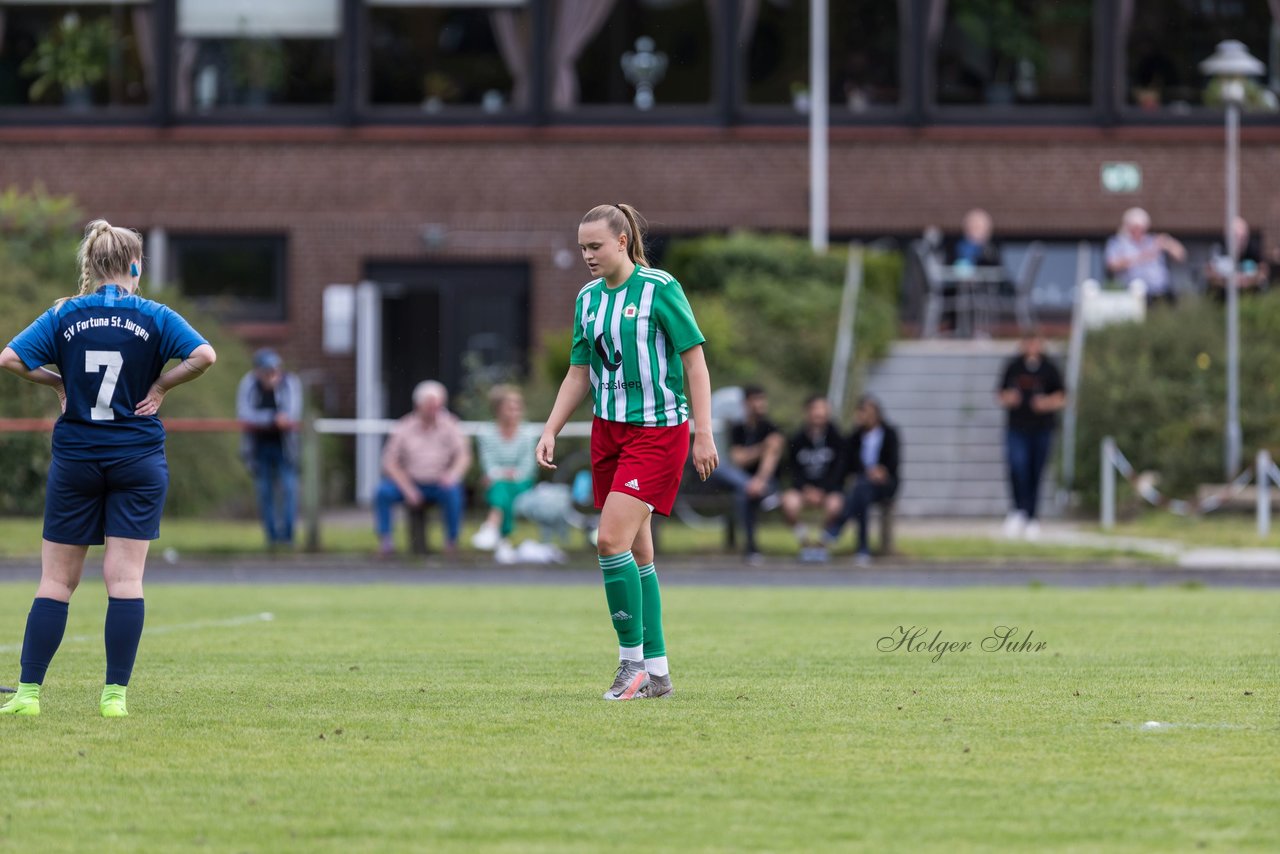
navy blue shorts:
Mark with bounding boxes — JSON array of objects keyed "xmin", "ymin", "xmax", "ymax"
[{"xmin": 43, "ymin": 451, "xmax": 169, "ymax": 545}]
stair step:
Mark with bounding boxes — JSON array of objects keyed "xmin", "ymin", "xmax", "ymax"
[{"xmin": 895, "ymin": 497, "xmax": 1011, "ymax": 518}]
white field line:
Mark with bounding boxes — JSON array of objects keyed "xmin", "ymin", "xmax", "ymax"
[{"xmin": 0, "ymin": 612, "xmax": 274, "ymax": 655}]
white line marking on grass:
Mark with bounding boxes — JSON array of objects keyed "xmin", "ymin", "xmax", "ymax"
[
  {"xmin": 1137, "ymin": 721, "xmax": 1249, "ymax": 731},
  {"xmin": 0, "ymin": 612, "xmax": 274, "ymax": 654}
]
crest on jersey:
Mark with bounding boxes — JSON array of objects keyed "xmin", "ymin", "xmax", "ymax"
[{"xmin": 623, "ymin": 303, "xmax": 638, "ymax": 319}]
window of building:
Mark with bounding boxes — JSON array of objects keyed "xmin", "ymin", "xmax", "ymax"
[
  {"xmin": 1124, "ymin": 0, "xmax": 1278, "ymax": 114},
  {"xmin": 0, "ymin": 1, "xmax": 153, "ymax": 111},
  {"xmin": 365, "ymin": 1, "xmax": 531, "ymax": 114},
  {"xmin": 743, "ymin": 0, "xmax": 903, "ymax": 117},
  {"xmin": 558, "ymin": 0, "xmax": 714, "ymax": 114},
  {"xmin": 931, "ymin": 0, "xmax": 1093, "ymax": 108},
  {"xmin": 168, "ymin": 235, "xmax": 287, "ymax": 322},
  {"xmin": 174, "ymin": 0, "xmax": 338, "ymax": 114}
]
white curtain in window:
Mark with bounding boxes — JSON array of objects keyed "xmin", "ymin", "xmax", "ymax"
[
  {"xmin": 178, "ymin": 0, "xmax": 340, "ymax": 38},
  {"xmin": 551, "ymin": 0, "xmax": 616, "ymax": 110},
  {"xmin": 489, "ymin": 9, "xmax": 529, "ymax": 108}
]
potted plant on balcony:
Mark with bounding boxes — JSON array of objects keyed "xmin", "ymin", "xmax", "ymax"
[
  {"xmin": 230, "ymin": 38, "xmax": 287, "ymax": 108},
  {"xmin": 20, "ymin": 12, "xmax": 112, "ymax": 109}
]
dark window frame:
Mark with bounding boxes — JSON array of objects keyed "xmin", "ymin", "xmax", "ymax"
[
  {"xmin": 167, "ymin": 232, "xmax": 288, "ymax": 322},
  {"xmin": 733, "ymin": 0, "xmax": 913, "ymax": 126},
  {"xmin": 167, "ymin": 0, "xmax": 347, "ymax": 125},
  {"xmin": 355, "ymin": 0, "xmax": 542, "ymax": 125},
  {"xmin": 0, "ymin": 0, "xmax": 1276, "ymax": 127},
  {"xmin": 0, "ymin": 0, "xmax": 164, "ymax": 124}
]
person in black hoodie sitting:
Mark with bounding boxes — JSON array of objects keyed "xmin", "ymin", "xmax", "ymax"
[
  {"xmin": 823, "ymin": 396, "xmax": 899, "ymax": 566},
  {"xmin": 780, "ymin": 394, "xmax": 845, "ymax": 562}
]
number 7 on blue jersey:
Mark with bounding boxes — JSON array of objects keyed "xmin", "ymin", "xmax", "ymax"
[{"xmin": 86, "ymin": 350, "xmax": 123, "ymax": 421}]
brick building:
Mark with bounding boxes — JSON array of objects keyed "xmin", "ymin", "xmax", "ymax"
[{"xmin": 2, "ymin": 2, "xmax": 1278, "ymax": 415}]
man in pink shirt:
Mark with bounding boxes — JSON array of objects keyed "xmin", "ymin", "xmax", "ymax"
[{"xmin": 375, "ymin": 380, "xmax": 472, "ymax": 556}]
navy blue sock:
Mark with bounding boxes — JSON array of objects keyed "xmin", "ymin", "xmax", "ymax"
[
  {"xmin": 19, "ymin": 597, "xmax": 70, "ymax": 685},
  {"xmin": 104, "ymin": 597, "xmax": 145, "ymax": 686}
]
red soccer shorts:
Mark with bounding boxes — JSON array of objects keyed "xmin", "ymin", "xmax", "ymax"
[{"xmin": 590, "ymin": 417, "xmax": 689, "ymax": 516}]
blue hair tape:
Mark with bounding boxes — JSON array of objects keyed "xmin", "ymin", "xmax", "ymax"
[{"xmin": 130, "ymin": 262, "xmax": 140, "ymax": 277}]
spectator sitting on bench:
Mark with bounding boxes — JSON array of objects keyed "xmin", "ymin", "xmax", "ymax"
[
  {"xmin": 470, "ymin": 384, "xmax": 540, "ymax": 553},
  {"xmin": 780, "ymin": 394, "xmax": 845, "ymax": 563},
  {"xmin": 707, "ymin": 384, "xmax": 785, "ymax": 564},
  {"xmin": 374, "ymin": 380, "xmax": 472, "ymax": 558},
  {"xmin": 823, "ymin": 395, "xmax": 899, "ymax": 567}
]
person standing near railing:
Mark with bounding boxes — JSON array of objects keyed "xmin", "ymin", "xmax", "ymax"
[
  {"xmin": 237, "ymin": 348, "xmax": 303, "ymax": 550},
  {"xmin": 0, "ymin": 220, "xmax": 216, "ymax": 718},
  {"xmin": 537, "ymin": 203, "xmax": 718, "ymax": 702}
]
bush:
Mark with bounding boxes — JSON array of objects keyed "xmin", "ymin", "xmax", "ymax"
[
  {"xmin": 666, "ymin": 232, "xmax": 902, "ymax": 418},
  {"xmin": 1074, "ymin": 293, "xmax": 1280, "ymax": 508},
  {"xmin": 0, "ymin": 186, "xmax": 252, "ymax": 517}
]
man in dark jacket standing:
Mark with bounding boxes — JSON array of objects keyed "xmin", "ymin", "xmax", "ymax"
[
  {"xmin": 237, "ymin": 348, "xmax": 304, "ymax": 549},
  {"xmin": 824, "ymin": 396, "xmax": 899, "ymax": 566}
]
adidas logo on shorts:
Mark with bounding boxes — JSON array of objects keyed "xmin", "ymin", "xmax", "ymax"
[{"xmin": 625, "ymin": 478, "xmax": 640, "ymax": 490}]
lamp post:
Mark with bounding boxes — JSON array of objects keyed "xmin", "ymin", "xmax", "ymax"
[{"xmin": 1200, "ymin": 40, "xmax": 1265, "ymax": 478}]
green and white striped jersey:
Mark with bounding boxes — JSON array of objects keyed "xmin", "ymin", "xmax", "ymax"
[{"xmin": 570, "ymin": 265, "xmax": 705, "ymax": 426}]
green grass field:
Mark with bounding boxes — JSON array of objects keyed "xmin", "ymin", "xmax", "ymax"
[{"xmin": 1, "ymin": 582, "xmax": 1275, "ymax": 852}]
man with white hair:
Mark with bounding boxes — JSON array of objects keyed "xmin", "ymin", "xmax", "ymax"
[
  {"xmin": 1105, "ymin": 207, "xmax": 1187, "ymax": 305},
  {"xmin": 373, "ymin": 380, "xmax": 471, "ymax": 557}
]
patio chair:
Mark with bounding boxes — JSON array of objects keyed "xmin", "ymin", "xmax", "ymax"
[{"xmin": 913, "ymin": 239, "xmax": 955, "ymax": 338}]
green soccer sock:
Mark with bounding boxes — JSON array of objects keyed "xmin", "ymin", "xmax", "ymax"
[
  {"xmin": 598, "ymin": 551, "xmax": 644, "ymax": 651},
  {"xmin": 638, "ymin": 562, "xmax": 665, "ymax": 660}
]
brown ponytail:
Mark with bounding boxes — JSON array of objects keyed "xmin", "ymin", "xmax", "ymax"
[
  {"xmin": 581, "ymin": 203, "xmax": 649, "ymax": 267},
  {"xmin": 59, "ymin": 219, "xmax": 144, "ymax": 308}
]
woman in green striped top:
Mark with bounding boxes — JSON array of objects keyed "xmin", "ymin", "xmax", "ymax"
[
  {"xmin": 538, "ymin": 203, "xmax": 718, "ymax": 701},
  {"xmin": 470, "ymin": 385, "xmax": 540, "ymax": 551}
]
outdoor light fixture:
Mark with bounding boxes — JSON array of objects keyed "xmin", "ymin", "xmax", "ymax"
[
  {"xmin": 621, "ymin": 37, "xmax": 667, "ymax": 110},
  {"xmin": 1200, "ymin": 40, "xmax": 1266, "ymax": 478}
]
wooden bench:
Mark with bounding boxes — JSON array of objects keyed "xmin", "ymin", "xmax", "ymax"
[
  {"xmin": 405, "ymin": 505, "xmax": 433, "ymax": 555},
  {"xmin": 873, "ymin": 498, "xmax": 896, "ymax": 556}
]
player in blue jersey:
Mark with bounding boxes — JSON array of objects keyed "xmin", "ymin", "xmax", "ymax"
[{"xmin": 0, "ymin": 220, "xmax": 216, "ymax": 717}]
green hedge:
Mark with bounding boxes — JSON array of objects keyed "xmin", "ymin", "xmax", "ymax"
[
  {"xmin": 540, "ymin": 232, "xmax": 902, "ymax": 419},
  {"xmin": 1074, "ymin": 293, "xmax": 1280, "ymax": 508},
  {"xmin": 0, "ymin": 186, "xmax": 253, "ymax": 517}
]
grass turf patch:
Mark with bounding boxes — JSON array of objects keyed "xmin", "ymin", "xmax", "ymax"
[
  {"xmin": 0, "ymin": 516, "xmax": 1157, "ymax": 564},
  {"xmin": 0, "ymin": 583, "xmax": 1275, "ymax": 852}
]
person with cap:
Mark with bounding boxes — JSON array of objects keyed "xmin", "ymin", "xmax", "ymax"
[{"xmin": 237, "ymin": 348, "xmax": 304, "ymax": 549}]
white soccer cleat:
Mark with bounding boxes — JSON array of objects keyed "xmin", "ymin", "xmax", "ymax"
[{"xmin": 1023, "ymin": 520, "xmax": 1042, "ymax": 541}]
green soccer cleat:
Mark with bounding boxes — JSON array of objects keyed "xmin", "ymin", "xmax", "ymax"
[
  {"xmin": 0, "ymin": 683, "xmax": 41, "ymax": 716},
  {"xmin": 100, "ymin": 684, "xmax": 128, "ymax": 718}
]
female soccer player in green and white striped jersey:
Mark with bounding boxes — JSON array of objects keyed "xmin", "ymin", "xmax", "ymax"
[{"xmin": 537, "ymin": 204, "xmax": 718, "ymax": 701}]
